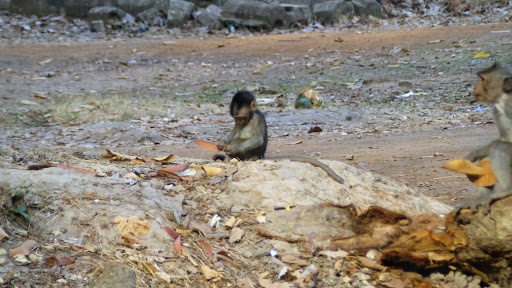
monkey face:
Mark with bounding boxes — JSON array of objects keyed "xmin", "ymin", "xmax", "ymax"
[{"xmin": 234, "ymin": 106, "xmax": 251, "ymax": 126}]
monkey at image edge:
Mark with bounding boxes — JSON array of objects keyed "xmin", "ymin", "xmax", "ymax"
[
  {"xmin": 456, "ymin": 63, "xmax": 512, "ymax": 213},
  {"xmin": 213, "ymin": 90, "xmax": 345, "ymax": 185}
]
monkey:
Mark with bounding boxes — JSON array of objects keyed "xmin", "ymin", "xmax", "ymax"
[
  {"xmin": 213, "ymin": 90, "xmax": 345, "ymax": 185},
  {"xmin": 472, "ymin": 62, "xmax": 512, "ymax": 141},
  {"xmin": 455, "ymin": 63, "xmax": 512, "ymax": 213}
]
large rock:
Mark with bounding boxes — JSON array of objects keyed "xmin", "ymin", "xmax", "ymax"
[
  {"xmin": 136, "ymin": 7, "xmax": 167, "ymax": 26},
  {"xmin": 167, "ymin": 0, "xmax": 196, "ymax": 27},
  {"xmin": 313, "ymin": 0, "xmax": 354, "ymax": 24},
  {"xmin": 195, "ymin": 4, "xmax": 223, "ymax": 29},
  {"xmin": 280, "ymin": 4, "xmax": 312, "ymax": 26},
  {"xmin": 221, "ymin": 0, "xmax": 292, "ymax": 31},
  {"xmin": 351, "ymin": 0, "xmax": 383, "ymax": 18},
  {"xmin": 88, "ymin": 6, "xmax": 127, "ymax": 21}
]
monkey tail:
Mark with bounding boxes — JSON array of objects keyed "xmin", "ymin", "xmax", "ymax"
[{"xmin": 267, "ymin": 156, "xmax": 345, "ymax": 184}]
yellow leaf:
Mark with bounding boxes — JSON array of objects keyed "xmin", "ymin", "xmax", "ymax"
[
  {"xmin": 285, "ymin": 205, "xmax": 291, "ymax": 212},
  {"xmin": 473, "ymin": 52, "xmax": 490, "ymax": 59},
  {"xmin": 443, "ymin": 159, "xmax": 484, "ymax": 175},
  {"xmin": 153, "ymin": 154, "xmax": 175, "ymax": 164},
  {"xmin": 201, "ymin": 165, "xmax": 223, "ymax": 177},
  {"xmin": 105, "ymin": 150, "xmax": 140, "ymax": 161}
]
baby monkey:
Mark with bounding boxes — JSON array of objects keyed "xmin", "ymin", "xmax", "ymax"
[
  {"xmin": 214, "ymin": 91, "xmax": 345, "ymax": 184},
  {"xmin": 457, "ymin": 63, "xmax": 512, "ymax": 213}
]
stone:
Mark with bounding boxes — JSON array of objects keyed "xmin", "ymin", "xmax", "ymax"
[
  {"xmin": 88, "ymin": 6, "xmax": 127, "ymax": 22},
  {"xmin": 313, "ymin": 1, "xmax": 354, "ymax": 25},
  {"xmin": 280, "ymin": 4, "xmax": 312, "ymax": 26},
  {"xmin": 136, "ymin": 7, "xmax": 167, "ymax": 26},
  {"xmin": 195, "ymin": 4, "xmax": 223, "ymax": 29},
  {"xmin": 351, "ymin": 0, "xmax": 383, "ymax": 18},
  {"xmin": 221, "ymin": 0, "xmax": 292, "ymax": 31},
  {"xmin": 90, "ymin": 263, "xmax": 137, "ymax": 288},
  {"xmin": 90, "ymin": 20, "xmax": 105, "ymax": 33},
  {"xmin": 167, "ymin": 0, "xmax": 196, "ymax": 28}
]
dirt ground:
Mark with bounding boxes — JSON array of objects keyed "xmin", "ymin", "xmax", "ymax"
[
  {"xmin": 2, "ymin": 22, "xmax": 512, "ymax": 205},
  {"xmin": 2, "ymin": 21, "xmax": 512, "ymax": 287}
]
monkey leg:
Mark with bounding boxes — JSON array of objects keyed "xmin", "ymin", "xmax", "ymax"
[{"xmin": 454, "ymin": 187, "xmax": 493, "ymax": 214}]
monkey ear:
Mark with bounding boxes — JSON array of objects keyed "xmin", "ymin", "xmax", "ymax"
[
  {"xmin": 250, "ymin": 100, "xmax": 257, "ymax": 111},
  {"xmin": 504, "ymin": 77, "xmax": 512, "ymax": 93}
]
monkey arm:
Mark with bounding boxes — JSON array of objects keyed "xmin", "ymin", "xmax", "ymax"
[
  {"xmin": 233, "ymin": 134, "xmax": 264, "ymax": 154},
  {"xmin": 464, "ymin": 143, "xmax": 492, "ymax": 162}
]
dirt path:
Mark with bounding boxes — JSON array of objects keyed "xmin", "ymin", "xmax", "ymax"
[{"xmin": 2, "ymin": 22, "xmax": 512, "ymax": 206}]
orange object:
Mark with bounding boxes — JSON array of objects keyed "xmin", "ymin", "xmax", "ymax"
[
  {"xmin": 194, "ymin": 139, "xmax": 220, "ymax": 152},
  {"xmin": 443, "ymin": 159, "xmax": 496, "ymax": 187}
]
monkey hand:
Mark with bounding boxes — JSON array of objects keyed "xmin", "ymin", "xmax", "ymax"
[
  {"xmin": 223, "ymin": 145, "xmax": 237, "ymax": 154},
  {"xmin": 216, "ymin": 141, "xmax": 226, "ymax": 151}
]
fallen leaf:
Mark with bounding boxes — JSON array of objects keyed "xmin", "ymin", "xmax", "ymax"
[
  {"xmin": 9, "ymin": 240, "xmax": 38, "ymax": 258},
  {"xmin": 199, "ymin": 240, "xmax": 217, "ymax": 263},
  {"xmin": 159, "ymin": 164, "xmax": 189, "ymax": 173},
  {"xmin": 194, "ymin": 139, "xmax": 220, "ymax": 152},
  {"xmin": 38, "ymin": 58, "xmax": 53, "ymax": 65},
  {"xmin": 217, "ymin": 251, "xmax": 234, "ymax": 261},
  {"xmin": 105, "ymin": 150, "xmax": 141, "ymax": 161},
  {"xmin": 201, "ymin": 265, "xmax": 219, "ymax": 280},
  {"xmin": 0, "ymin": 227, "xmax": 8, "ymax": 240},
  {"xmin": 281, "ymin": 255, "xmax": 309, "ymax": 266},
  {"xmin": 119, "ymin": 233, "xmax": 146, "ymax": 248},
  {"xmin": 229, "ymin": 227, "xmax": 245, "ymax": 243},
  {"xmin": 55, "ymin": 164, "xmax": 96, "ymax": 175},
  {"xmin": 224, "ymin": 216, "xmax": 237, "ymax": 229},
  {"xmin": 427, "ymin": 39, "xmax": 442, "ymax": 44},
  {"xmin": 319, "ymin": 250, "xmax": 349, "ymax": 259},
  {"xmin": 285, "ymin": 141, "xmax": 302, "ymax": 145},
  {"xmin": 157, "ymin": 169, "xmax": 182, "ymax": 179},
  {"xmin": 164, "ymin": 226, "xmax": 180, "ymax": 240},
  {"xmin": 298, "ymin": 87, "xmax": 322, "ymax": 107},
  {"xmin": 467, "ymin": 159, "xmax": 497, "ymax": 187},
  {"xmin": 201, "ymin": 165, "xmax": 223, "ymax": 177},
  {"xmin": 190, "ymin": 221, "xmax": 212, "ymax": 236},
  {"xmin": 443, "ymin": 159, "xmax": 484, "ymax": 176},
  {"xmin": 474, "ymin": 52, "xmax": 490, "ymax": 59},
  {"xmin": 113, "ymin": 216, "xmax": 150, "ymax": 236},
  {"xmin": 153, "ymin": 154, "xmax": 176, "ymax": 164},
  {"xmin": 174, "ymin": 236, "xmax": 182, "ymax": 256},
  {"xmin": 124, "ymin": 172, "xmax": 140, "ymax": 181}
]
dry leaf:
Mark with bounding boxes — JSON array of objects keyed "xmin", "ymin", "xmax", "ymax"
[
  {"xmin": 199, "ymin": 240, "xmax": 217, "ymax": 263},
  {"xmin": 123, "ymin": 172, "xmax": 140, "ymax": 181},
  {"xmin": 201, "ymin": 265, "xmax": 219, "ymax": 280},
  {"xmin": 194, "ymin": 139, "xmax": 220, "ymax": 152},
  {"xmin": 0, "ymin": 227, "xmax": 8, "ymax": 240},
  {"xmin": 164, "ymin": 226, "xmax": 180, "ymax": 240},
  {"xmin": 427, "ymin": 40, "xmax": 442, "ymax": 44},
  {"xmin": 443, "ymin": 159, "xmax": 484, "ymax": 176},
  {"xmin": 473, "ymin": 52, "xmax": 490, "ymax": 59},
  {"xmin": 105, "ymin": 150, "xmax": 141, "ymax": 161},
  {"xmin": 160, "ymin": 164, "xmax": 189, "ymax": 173},
  {"xmin": 229, "ymin": 227, "xmax": 245, "ymax": 243},
  {"xmin": 281, "ymin": 255, "xmax": 309, "ymax": 266},
  {"xmin": 120, "ymin": 233, "xmax": 146, "ymax": 248},
  {"xmin": 9, "ymin": 240, "xmax": 37, "ymax": 258},
  {"xmin": 217, "ymin": 251, "xmax": 234, "ymax": 261},
  {"xmin": 190, "ymin": 221, "xmax": 212, "ymax": 236},
  {"xmin": 113, "ymin": 216, "xmax": 150, "ymax": 236},
  {"xmin": 201, "ymin": 165, "xmax": 223, "ymax": 177},
  {"xmin": 298, "ymin": 87, "xmax": 321, "ymax": 107},
  {"xmin": 467, "ymin": 159, "xmax": 497, "ymax": 187},
  {"xmin": 224, "ymin": 216, "xmax": 237, "ymax": 229},
  {"xmin": 55, "ymin": 164, "xmax": 96, "ymax": 175},
  {"xmin": 174, "ymin": 236, "xmax": 182, "ymax": 256},
  {"xmin": 156, "ymin": 169, "xmax": 182, "ymax": 179},
  {"xmin": 153, "ymin": 154, "xmax": 176, "ymax": 164}
]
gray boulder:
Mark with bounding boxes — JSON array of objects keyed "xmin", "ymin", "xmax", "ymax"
[
  {"xmin": 313, "ymin": 1, "xmax": 354, "ymax": 24},
  {"xmin": 90, "ymin": 20, "xmax": 106, "ymax": 33},
  {"xmin": 213, "ymin": 0, "xmax": 229, "ymax": 7},
  {"xmin": 88, "ymin": 6, "xmax": 127, "ymax": 21},
  {"xmin": 136, "ymin": 7, "xmax": 167, "ymax": 26},
  {"xmin": 221, "ymin": 0, "xmax": 292, "ymax": 31},
  {"xmin": 280, "ymin": 4, "xmax": 312, "ymax": 26},
  {"xmin": 351, "ymin": 0, "xmax": 383, "ymax": 18},
  {"xmin": 195, "ymin": 4, "xmax": 223, "ymax": 29},
  {"xmin": 167, "ymin": 0, "xmax": 196, "ymax": 27}
]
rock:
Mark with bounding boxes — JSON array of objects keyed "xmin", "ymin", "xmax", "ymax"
[
  {"xmin": 213, "ymin": 0, "xmax": 229, "ymax": 7},
  {"xmin": 88, "ymin": 6, "xmax": 127, "ymax": 23},
  {"xmin": 195, "ymin": 4, "xmax": 223, "ymax": 29},
  {"xmin": 167, "ymin": 0, "xmax": 197, "ymax": 28},
  {"xmin": 280, "ymin": 4, "xmax": 312, "ymax": 26},
  {"xmin": 0, "ymin": 0, "xmax": 10, "ymax": 10},
  {"xmin": 351, "ymin": 0, "xmax": 383, "ymax": 18},
  {"xmin": 90, "ymin": 20, "xmax": 105, "ymax": 33},
  {"xmin": 136, "ymin": 7, "xmax": 167, "ymax": 26},
  {"xmin": 221, "ymin": 0, "xmax": 292, "ymax": 31},
  {"xmin": 313, "ymin": 1, "xmax": 354, "ymax": 25},
  {"xmin": 90, "ymin": 263, "xmax": 137, "ymax": 288},
  {"xmin": 278, "ymin": 0, "xmax": 315, "ymax": 8}
]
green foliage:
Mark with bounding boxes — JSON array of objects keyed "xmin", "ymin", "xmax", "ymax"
[{"xmin": 295, "ymin": 97, "xmax": 313, "ymax": 109}]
